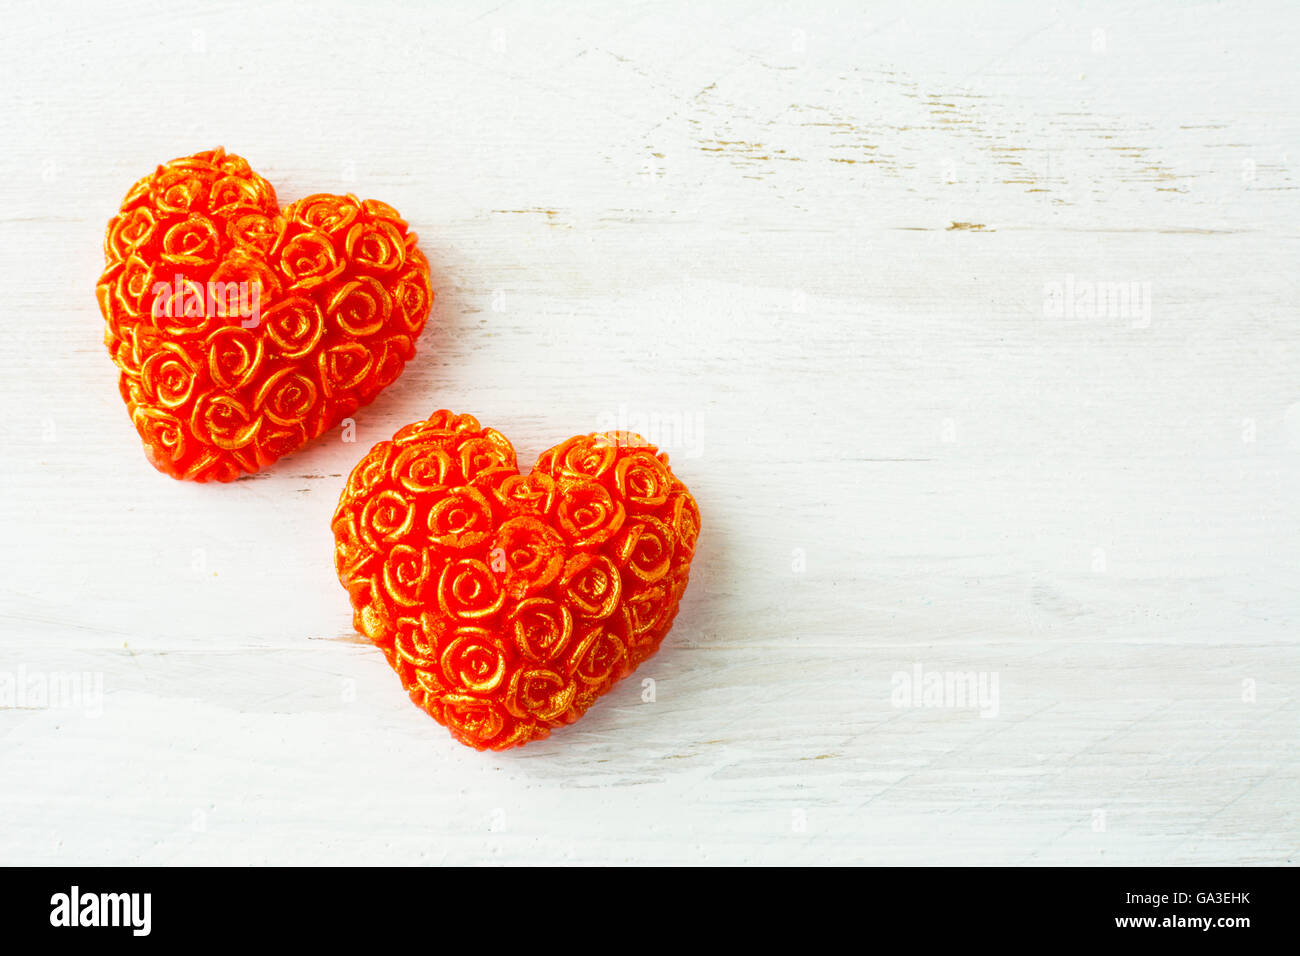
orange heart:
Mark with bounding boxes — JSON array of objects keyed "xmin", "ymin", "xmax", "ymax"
[
  {"xmin": 96, "ymin": 148, "xmax": 433, "ymax": 481},
  {"xmin": 331, "ymin": 411, "xmax": 702, "ymax": 750}
]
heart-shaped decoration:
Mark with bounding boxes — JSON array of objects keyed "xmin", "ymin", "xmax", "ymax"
[
  {"xmin": 96, "ymin": 148, "xmax": 434, "ymax": 481},
  {"xmin": 331, "ymin": 410, "xmax": 702, "ymax": 750}
]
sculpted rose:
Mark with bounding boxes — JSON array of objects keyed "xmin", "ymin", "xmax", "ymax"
[
  {"xmin": 614, "ymin": 449, "xmax": 672, "ymax": 508},
  {"xmin": 391, "ymin": 613, "xmax": 445, "ymax": 673},
  {"xmin": 190, "ymin": 393, "xmax": 259, "ymax": 451},
  {"xmin": 227, "ymin": 211, "xmax": 281, "ymax": 256},
  {"xmin": 571, "ymin": 620, "xmax": 628, "ymax": 686},
  {"xmin": 625, "ymin": 582, "xmax": 670, "ymax": 646},
  {"xmin": 318, "ymin": 341, "xmax": 373, "ymax": 394},
  {"xmin": 623, "ymin": 516, "xmax": 675, "ymax": 584},
  {"xmin": 343, "ymin": 443, "xmax": 394, "ymax": 500},
  {"xmin": 294, "ymin": 194, "xmax": 361, "ymax": 235},
  {"xmin": 438, "ymin": 558, "xmax": 504, "ymax": 620},
  {"xmin": 345, "ymin": 218, "xmax": 406, "ymax": 274},
  {"xmin": 140, "ymin": 344, "xmax": 198, "ymax": 409},
  {"xmin": 150, "ymin": 167, "xmax": 208, "ymax": 214},
  {"xmin": 457, "ymin": 434, "xmax": 516, "ymax": 483},
  {"xmin": 327, "ymin": 276, "xmax": 391, "ymax": 337},
  {"xmin": 506, "ymin": 667, "xmax": 575, "ymax": 722},
  {"xmin": 440, "ymin": 628, "xmax": 509, "ymax": 695},
  {"xmin": 555, "ymin": 479, "xmax": 625, "ymax": 548},
  {"xmin": 132, "ymin": 407, "xmax": 186, "ymax": 470},
  {"xmin": 507, "ymin": 597, "xmax": 573, "ymax": 662},
  {"xmin": 560, "ymin": 553, "xmax": 622, "ymax": 621},
  {"xmin": 493, "ymin": 473, "xmax": 557, "ymax": 517},
  {"xmin": 208, "ymin": 173, "xmax": 268, "ymax": 215},
  {"xmin": 254, "ymin": 420, "xmax": 309, "ymax": 470},
  {"xmin": 382, "ymin": 543, "xmax": 435, "ymax": 608},
  {"xmin": 440, "ymin": 695, "xmax": 507, "ymax": 744},
  {"xmin": 255, "ymin": 367, "xmax": 319, "ymax": 427},
  {"xmin": 160, "ymin": 215, "xmax": 221, "ymax": 268},
  {"xmin": 490, "ymin": 516, "xmax": 565, "ymax": 599},
  {"xmin": 391, "ymin": 444, "xmax": 454, "ymax": 494},
  {"xmin": 279, "ymin": 229, "xmax": 343, "ymax": 289},
  {"xmin": 392, "ymin": 266, "xmax": 434, "ymax": 335},
  {"xmin": 359, "ymin": 489, "xmax": 416, "ymax": 548},
  {"xmin": 262, "ymin": 297, "xmax": 324, "ymax": 359},
  {"xmin": 541, "ymin": 434, "xmax": 615, "ymax": 481},
  {"xmin": 105, "ymin": 206, "xmax": 157, "ymax": 260},
  {"xmin": 427, "ymin": 486, "xmax": 495, "ymax": 550}
]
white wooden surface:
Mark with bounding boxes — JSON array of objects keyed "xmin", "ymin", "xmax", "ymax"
[{"xmin": 1, "ymin": 0, "xmax": 1297, "ymax": 865}]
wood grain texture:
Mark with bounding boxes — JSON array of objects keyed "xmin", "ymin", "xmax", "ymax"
[{"xmin": 0, "ymin": 0, "xmax": 1296, "ymax": 865}]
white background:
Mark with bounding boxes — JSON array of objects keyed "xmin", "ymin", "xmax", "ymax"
[{"xmin": 1, "ymin": 0, "xmax": 1296, "ymax": 865}]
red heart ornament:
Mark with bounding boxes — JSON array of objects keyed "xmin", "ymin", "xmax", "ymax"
[
  {"xmin": 331, "ymin": 411, "xmax": 702, "ymax": 750},
  {"xmin": 97, "ymin": 148, "xmax": 433, "ymax": 481}
]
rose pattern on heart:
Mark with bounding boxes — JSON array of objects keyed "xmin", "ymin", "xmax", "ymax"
[
  {"xmin": 97, "ymin": 147, "xmax": 433, "ymax": 481},
  {"xmin": 331, "ymin": 410, "xmax": 702, "ymax": 750}
]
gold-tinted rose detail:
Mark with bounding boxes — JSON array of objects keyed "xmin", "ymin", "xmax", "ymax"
[
  {"xmin": 570, "ymin": 625, "xmax": 628, "ymax": 686},
  {"xmin": 382, "ymin": 544, "xmax": 435, "ymax": 607},
  {"xmin": 343, "ymin": 442, "xmax": 395, "ymax": 500},
  {"xmin": 427, "ymin": 486, "xmax": 494, "ymax": 550},
  {"xmin": 561, "ymin": 553, "xmax": 622, "ymax": 621},
  {"xmin": 190, "ymin": 393, "xmax": 259, "ymax": 451},
  {"xmin": 345, "ymin": 218, "xmax": 406, "ymax": 274},
  {"xmin": 150, "ymin": 167, "xmax": 207, "ymax": 215},
  {"xmin": 262, "ymin": 297, "xmax": 324, "ymax": 360},
  {"xmin": 625, "ymin": 583, "xmax": 671, "ymax": 646},
  {"xmin": 255, "ymin": 367, "xmax": 319, "ymax": 427},
  {"xmin": 490, "ymin": 516, "xmax": 565, "ymax": 599},
  {"xmin": 671, "ymin": 492, "xmax": 703, "ymax": 555},
  {"xmin": 206, "ymin": 326, "xmax": 264, "ymax": 390},
  {"xmin": 441, "ymin": 696, "xmax": 507, "ymax": 749},
  {"xmin": 140, "ymin": 344, "xmax": 199, "ymax": 409},
  {"xmin": 208, "ymin": 174, "xmax": 266, "ymax": 216},
  {"xmin": 545, "ymin": 435, "xmax": 616, "ymax": 481},
  {"xmin": 392, "ymin": 444, "xmax": 454, "ymax": 494},
  {"xmin": 292, "ymin": 193, "xmax": 360, "ymax": 235},
  {"xmin": 614, "ymin": 449, "xmax": 673, "ymax": 508},
  {"xmin": 317, "ymin": 342, "xmax": 373, "ymax": 395},
  {"xmin": 458, "ymin": 432, "xmax": 517, "ymax": 481},
  {"xmin": 133, "ymin": 407, "xmax": 187, "ymax": 466},
  {"xmin": 506, "ymin": 668, "xmax": 575, "ymax": 721},
  {"xmin": 438, "ymin": 558, "xmax": 505, "ymax": 621},
  {"xmin": 105, "ymin": 206, "xmax": 158, "ymax": 259},
  {"xmin": 555, "ymin": 479, "xmax": 625, "ymax": 548},
  {"xmin": 392, "ymin": 262, "xmax": 433, "ymax": 335},
  {"xmin": 279, "ymin": 229, "xmax": 343, "ymax": 289},
  {"xmin": 160, "ymin": 215, "xmax": 221, "ymax": 267},
  {"xmin": 327, "ymin": 275, "xmax": 391, "ymax": 337},
  {"xmin": 255, "ymin": 421, "xmax": 309, "ymax": 469},
  {"xmin": 360, "ymin": 489, "xmax": 416, "ymax": 547},
  {"xmin": 493, "ymin": 472, "xmax": 557, "ymax": 517},
  {"xmin": 440, "ymin": 629, "xmax": 510, "ymax": 694},
  {"xmin": 227, "ymin": 212, "xmax": 281, "ymax": 256},
  {"xmin": 623, "ymin": 517, "xmax": 675, "ymax": 584},
  {"xmin": 392, "ymin": 612, "xmax": 448, "ymax": 671},
  {"xmin": 508, "ymin": 598, "xmax": 573, "ymax": 663}
]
